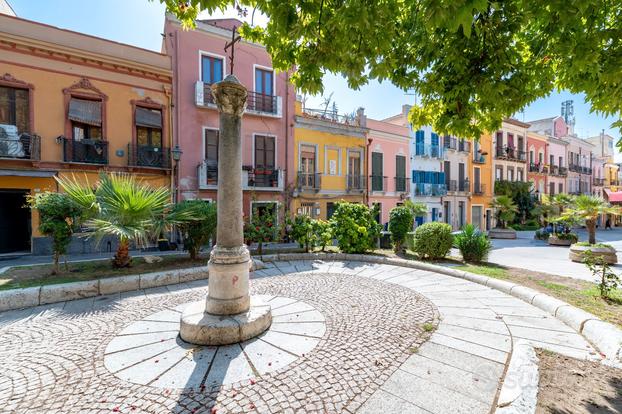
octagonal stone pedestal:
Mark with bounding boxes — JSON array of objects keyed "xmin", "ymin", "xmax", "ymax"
[
  {"xmin": 569, "ymin": 244, "xmax": 618, "ymax": 264},
  {"xmin": 180, "ymin": 296, "xmax": 272, "ymax": 346},
  {"xmin": 488, "ymin": 228, "xmax": 517, "ymax": 239}
]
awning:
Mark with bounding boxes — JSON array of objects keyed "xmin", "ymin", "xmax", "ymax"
[
  {"xmin": 68, "ymin": 98, "xmax": 102, "ymax": 126},
  {"xmin": 135, "ymin": 107, "xmax": 162, "ymax": 128},
  {"xmin": 604, "ymin": 188, "xmax": 622, "ymax": 203}
]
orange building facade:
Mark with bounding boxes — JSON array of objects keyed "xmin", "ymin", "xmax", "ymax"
[{"xmin": 0, "ymin": 14, "xmax": 172, "ymax": 254}]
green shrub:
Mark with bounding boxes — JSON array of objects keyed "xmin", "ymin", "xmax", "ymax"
[
  {"xmin": 330, "ymin": 202, "xmax": 381, "ymax": 253},
  {"xmin": 27, "ymin": 192, "xmax": 83, "ymax": 274},
  {"xmin": 575, "ymin": 241, "xmax": 612, "ymax": 249},
  {"xmin": 454, "ymin": 224, "xmax": 492, "ymax": 263},
  {"xmin": 388, "ymin": 206, "xmax": 414, "ymax": 252},
  {"xmin": 290, "ymin": 215, "xmax": 315, "ymax": 252},
  {"xmin": 244, "ymin": 204, "xmax": 279, "ymax": 255},
  {"xmin": 534, "ymin": 229, "xmax": 550, "ymax": 240},
  {"xmin": 412, "ymin": 222, "xmax": 453, "ymax": 260},
  {"xmin": 174, "ymin": 200, "xmax": 217, "ymax": 259},
  {"xmin": 406, "ymin": 231, "xmax": 416, "ymax": 251},
  {"xmin": 552, "ymin": 232, "xmax": 579, "ymax": 243},
  {"xmin": 313, "ymin": 219, "xmax": 333, "ymax": 251}
]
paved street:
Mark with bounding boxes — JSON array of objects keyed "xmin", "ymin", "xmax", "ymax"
[
  {"xmin": 0, "ymin": 260, "xmax": 599, "ymax": 413},
  {"xmin": 486, "ymin": 228, "xmax": 622, "ymax": 281}
]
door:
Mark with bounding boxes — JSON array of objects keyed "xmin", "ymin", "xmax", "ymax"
[
  {"xmin": 255, "ymin": 68, "xmax": 274, "ymax": 112},
  {"xmin": 204, "ymin": 129, "xmax": 219, "ymax": 184},
  {"xmin": 458, "ymin": 202, "xmax": 465, "ymax": 228},
  {"xmin": 300, "ymin": 145, "xmax": 316, "ymax": 188},
  {"xmin": 254, "ymin": 135, "xmax": 275, "ymax": 187},
  {"xmin": 474, "ymin": 167, "xmax": 481, "ymax": 193},
  {"xmin": 471, "ymin": 206, "xmax": 482, "ymax": 230},
  {"xmin": 444, "ymin": 161, "xmax": 451, "ymax": 189},
  {"xmin": 485, "ymin": 209, "xmax": 491, "ymax": 230},
  {"xmin": 431, "ymin": 207, "xmax": 438, "ymax": 222},
  {"xmin": 371, "ymin": 152, "xmax": 383, "ymax": 191},
  {"xmin": 348, "ymin": 151, "xmax": 362, "ymax": 189},
  {"xmin": 458, "ymin": 163, "xmax": 465, "ymax": 191},
  {"xmin": 0, "ymin": 190, "xmax": 30, "ymax": 253},
  {"xmin": 395, "ymin": 155, "xmax": 406, "ymax": 192},
  {"xmin": 443, "ymin": 202, "xmax": 450, "ymax": 224}
]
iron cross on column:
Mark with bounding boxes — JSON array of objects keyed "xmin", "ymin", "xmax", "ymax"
[{"xmin": 224, "ymin": 26, "xmax": 242, "ymax": 75}]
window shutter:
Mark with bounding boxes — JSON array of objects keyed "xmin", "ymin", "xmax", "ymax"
[
  {"xmin": 135, "ymin": 107, "xmax": 162, "ymax": 128},
  {"xmin": 68, "ymin": 98, "xmax": 102, "ymax": 126},
  {"xmin": 431, "ymin": 133, "xmax": 439, "ymax": 146}
]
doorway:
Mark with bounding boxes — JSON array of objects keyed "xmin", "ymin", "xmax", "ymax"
[{"xmin": 0, "ymin": 189, "xmax": 31, "ymax": 253}]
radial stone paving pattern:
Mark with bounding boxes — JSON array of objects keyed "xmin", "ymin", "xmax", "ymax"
[{"xmin": 0, "ymin": 272, "xmax": 437, "ymax": 413}]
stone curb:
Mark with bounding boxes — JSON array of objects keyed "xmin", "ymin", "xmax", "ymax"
[
  {"xmin": 0, "ymin": 266, "xmax": 209, "ymax": 312},
  {"xmin": 259, "ymin": 252, "xmax": 622, "ymax": 364},
  {"xmin": 494, "ymin": 341, "xmax": 539, "ymax": 414}
]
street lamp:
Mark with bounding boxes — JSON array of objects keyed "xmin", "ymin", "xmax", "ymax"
[{"xmin": 171, "ymin": 145, "xmax": 183, "ymax": 161}]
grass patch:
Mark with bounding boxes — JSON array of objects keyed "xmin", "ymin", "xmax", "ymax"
[
  {"xmin": 453, "ymin": 263, "xmax": 510, "ymax": 279},
  {"xmin": 422, "ymin": 322, "xmax": 436, "ymax": 332},
  {"xmin": 574, "ymin": 242, "xmax": 615, "ymax": 249},
  {"xmin": 0, "ymin": 254, "xmax": 207, "ymax": 291}
]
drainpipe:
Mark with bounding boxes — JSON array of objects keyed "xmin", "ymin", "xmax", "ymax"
[
  {"xmin": 366, "ymin": 137, "xmax": 373, "ymax": 205},
  {"xmin": 174, "ymin": 28, "xmax": 181, "ymax": 203},
  {"xmin": 284, "ymin": 71, "xmax": 290, "ymax": 219}
]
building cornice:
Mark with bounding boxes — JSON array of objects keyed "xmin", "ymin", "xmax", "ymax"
[{"xmin": 295, "ymin": 115, "xmax": 368, "ymax": 139}]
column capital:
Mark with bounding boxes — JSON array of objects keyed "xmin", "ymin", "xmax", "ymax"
[{"xmin": 211, "ymin": 74, "xmax": 247, "ymax": 116}]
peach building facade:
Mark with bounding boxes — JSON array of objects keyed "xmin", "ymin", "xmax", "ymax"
[{"xmin": 0, "ymin": 14, "xmax": 172, "ymax": 254}]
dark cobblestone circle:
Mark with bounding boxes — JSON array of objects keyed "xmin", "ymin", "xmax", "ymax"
[{"xmin": 0, "ymin": 273, "xmax": 438, "ymax": 413}]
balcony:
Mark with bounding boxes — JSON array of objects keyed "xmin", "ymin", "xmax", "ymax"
[
  {"xmin": 549, "ymin": 165, "xmax": 568, "ymax": 176},
  {"xmin": 447, "ymin": 179, "xmax": 470, "ymax": 193},
  {"xmin": 62, "ymin": 138, "xmax": 108, "ymax": 164},
  {"xmin": 458, "ymin": 140, "xmax": 471, "ymax": 153},
  {"xmin": 593, "ymin": 178, "xmax": 605, "ymax": 187},
  {"xmin": 528, "ymin": 163, "xmax": 548, "ymax": 174},
  {"xmin": 495, "ymin": 146, "xmax": 526, "ymax": 162},
  {"xmin": 370, "ymin": 175, "xmax": 388, "ymax": 192},
  {"xmin": 0, "ymin": 132, "xmax": 40, "ymax": 161},
  {"xmin": 443, "ymin": 136, "xmax": 457, "ymax": 150},
  {"xmin": 195, "ymin": 82, "xmax": 282, "ymax": 117},
  {"xmin": 414, "ymin": 183, "xmax": 447, "ymax": 196},
  {"xmin": 394, "ymin": 177, "xmax": 409, "ymax": 193},
  {"xmin": 472, "ymin": 183, "xmax": 486, "ymax": 195},
  {"xmin": 568, "ymin": 164, "xmax": 593, "ymax": 175},
  {"xmin": 301, "ymin": 107, "xmax": 360, "ymax": 125},
  {"xmin": 472, "ymin": 153, "xmax": 486, "ymax": 164},
  {"xmin": 414, "ymin": 144, "xmax": 444, "ymax": 159},
  {"xmin": 198, "ymin": 162, "xmax": 284, "ymax": 190},
  {"xmin": 347, "ymin": 174, "xmax": 366, "ymax": 192},
  {"xmin": 297, "ymin": 172, "xmax": 321, "ymax": 192},
  {"xmin": 127, "ymin": 145, "xmax": 171, "ymax": 169}
]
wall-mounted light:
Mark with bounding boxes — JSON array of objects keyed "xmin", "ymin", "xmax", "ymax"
[{"xmin": 171, "ymin": 145, "xmax": 183, "ymax": 161}]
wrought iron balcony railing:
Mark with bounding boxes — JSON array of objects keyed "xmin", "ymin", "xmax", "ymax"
[
  {"xmin": 593, "ymin": 178, "xmax": 605, "ymax": 186},
  {"xmin": 394, "ymin": 177, "xmax": 409, "ymax": 193},
  {"xmin": 495, "ymin": 146, "xmax": 526, "ymax": 162},
  {"xmin": 414, "ymin": 183, "xmax": 447, "ymax": 196},
  {"xmin": 195, "ymin": 82, "xmax": 282, "ymax": 117},
  {"xmin": 297, "ymin": 172, "xmax": 321, "ymax": 191},
  {"xmin": 247, "ymin": 168, "xmax": 280, "ymax": 188},
  {"xmin": 414, "ymin": 144, "xmax": 444, "ymax": 158},
  {"xmin": 62, "ymin": 138, "xmax": 108, "ymax": 164},
  {"xmin": 370, "ymin": 175, "xmax": 388, "ymax": 192},
  {"xmin": 347, "ymin": 174, "xmax": 366, "ymax": 191},
  {"xmin": 127, "ymin": 145, "xmax": 171, "ymax": 169},
  {"xmin": 0, "ymin": 133, "xmax": 40, "ymax": 160},
  {"xmin": 472, "ymin": 183, "xmax": 486, "ymax": 195}
]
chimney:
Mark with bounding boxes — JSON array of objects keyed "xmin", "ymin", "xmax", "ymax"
[
  {"xmin": 402, "ymin": 104, "xmax": 412, "ymax": 117},
  {"xmin": 356, "ymin": 107, "xmax": 367, "ymax": 127}
]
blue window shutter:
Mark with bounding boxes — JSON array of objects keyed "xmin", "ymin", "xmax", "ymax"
[
  {"xmin": 431, "ymin": 133, "xmax": 439, "ymax": 146},
  {"xmin": 416, "ymin": 130, "xmax": 424, "ymax": 143},
  {"xmin": 439, "ymin": 172, "xmax": 445, "ymax": 184}
]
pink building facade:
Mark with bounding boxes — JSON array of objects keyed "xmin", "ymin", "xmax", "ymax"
[
  {"xmin": 366, "ymin": 119, "xmax": 410, "ymax": 226},
  {"xmin": 527, "ymin": 132, "xmax": 548, "ymax": 196},
  {"xmin": 546, "ymin": 136, "xmax": 568, "ymax": 195},
  {"xmin": 163, "ymin": 16, "xmax": 295, "ymax": 218}
]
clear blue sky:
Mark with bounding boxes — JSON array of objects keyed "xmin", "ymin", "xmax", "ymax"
[{"xmin": 9, "ymin": 0, "xmax": 620, "ymax": 159}]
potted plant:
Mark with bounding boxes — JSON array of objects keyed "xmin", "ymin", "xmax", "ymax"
[
  {"xmin": 562, "ymin": 195, "xmax": 620, "ymax": 264},
  {"xmin": 488, "ymin": 195, "xmax": 519, "ymax": 239}
]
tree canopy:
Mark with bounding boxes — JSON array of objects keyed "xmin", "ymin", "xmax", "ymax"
[{"xmin": 160, "ymin": 0, "xmax": 621, "ymax": 142}]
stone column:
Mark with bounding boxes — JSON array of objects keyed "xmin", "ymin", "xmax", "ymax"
[
  {"xmin": 180, "ymin": 75, "xmax": 272, "ymax": 346},
  {"xmin": 206, "ymin": 74, "xmax": 250, "ymax": 315}
]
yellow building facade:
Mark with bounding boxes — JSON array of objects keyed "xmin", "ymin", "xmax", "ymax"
[
  {"xmin": 292, "ymin": 101, "xmax": 368, "ymax": 220},
  {"xmin": 469, "ymin": 133, "xmax": 495, "ymax": 231},
  {"xmin": 0, "ymin": 14, "xmax": 172, "ymax": 253}
]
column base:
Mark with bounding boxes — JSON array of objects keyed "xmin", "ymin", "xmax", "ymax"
[{"xmin": 179, "ymin": 296, "xmax": 272, "ymax": 346}]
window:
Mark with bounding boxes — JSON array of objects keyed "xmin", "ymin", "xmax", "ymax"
[
  {"xmin": 204, "ymin": 129, "xmax": 219, "ymax": 184},
  {"xmin": 508, "ymin": 168, "xmax": 514, "ymax": 181},
  {"xmin": 507, "ymin": 133, "xmax": 514, "ymax": 149},
  {"xmin": 201, "ymin": 55, "xmax": 223, "ymax": 84},
  {"xmin": 253, "ymin": 135, "xmax": 276, "ymax": 186},
  {"xmin": 517, "ymin": 168, "xmax": 523, "ymax": 181},
  {"xmin": 0, "ymin": 86, "xmax": 29, "ymax": 133},
  {"xmin": 495, "ymin": 166, "xmax": 503, "ymax": 181},
  {"xmin": 396, "ymin": 155, "xmax": 406, "ymax": 191},
  {"xmin": 458, "ymin": 201, "xmax": 465, "ymax": 228},
  {"xmin": 68, "ymin": 98, "xmax": 102, "ymax": 140},
  {"xmin": 135, "ymin": 107, "xmax": 162, "ymax": 147},
  {"xmin": 549, "ymin": 182, "xmax": 555, "ymax": 195},
  {"xmin": 300, "ymin": 144, "xmax": 317, "ymax": 188},
  {"xmin": 255, "ymin": 68, "xmax": 274, "ymax": 96},
  {"xmin": 327, "ymin": 202, "xmax": 336, "ymax": 220},
  {"xmin": 415, "ymin": 130, "xmax": 425, "ymax": 155},
  {"xmin": 550, "ymin": 154, "xmax": 554, "ymax": 166},
  {"xmin": 371, "ymin": 152, "xmax": 384, "ymax": 191},
  {"xmin": 529, "ymin": 150, "xmax": 534, "ymax": 164},
  {"xmin": 559, "ymin": 156, "xmax": 563, "ymax": 167},
  {"xmin": 538, "ymin": 152, "xmax": 543, "ymax": 163}
]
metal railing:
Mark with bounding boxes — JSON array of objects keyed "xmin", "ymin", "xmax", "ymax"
[
  {"xmin": 447, "ymin": 179, "xmax": 470, "ymax": 192},
  {"xmin": 62, "ymin": 138, "xmax": 108, "ymax": 164},
  {"xmin": 472, "ymin": 153, "xmax": 486, "ymax": 164},
  {"xmin": 247, "ymin": 168, "xmax": 279, "ymax": 188},
  {"xmin": 370, "ymin": 175, "xmax": 388, "ymax": 192},
  {"xmin": 472, "ymin": 183, "xmax": 485, "ymax": 195},
  {"xmin": 414, "ymin": 183, "xmax": 447, "ymax": 196},
  {"xmin": 301, "ymin": 107, "xmax": 358, "ymax": 125},
  {"xmin": 247, "ymin": 91, "xmax": 279, "ymax": 115},
  {"xmin": 414, "ymin": 144, "xmax": 444, "ymax": 158},
  {"xmin": 495, "ymin": 146, "xmax": 526, "ymax": 162},
  {"xmin": 528, "ymin": 163, "xmax": 548, "ymax": 174},
  {"xmin": 297, "ymin": 172, "xmax": 321, "ymax": 191},
  {"xmin": 347, "ymin": 174, "xmax": 366, "ymax": 191},
  {"xmin": 0, "ymin": 133, "xmax": 40, "ymax": 160},
  {"xmin": 593, "ymin": 178, "xmax": 605, "ymax": 186},
  {"xmin": 127, "ymin": 145, "xmax": 171, "ymax": 169},
  {"xmin": 458, "ymin": 140, "xmax": 471, "ymax": 153},
  {"xmin": 394, "ymin": 177, "xmax": 409, "ymax": 193}
]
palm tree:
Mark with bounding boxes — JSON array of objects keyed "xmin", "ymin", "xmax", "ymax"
[
  {"xmin": 562, "ymin": 195, "xmax": 621, "ymax": 245},
  {"xmin": 490, "ymin": 195, "xmax": 519, "ymax": 229},
  {"xmin": 58, "ymin": 173, "xmax": 195, "ymax": 268},
  {"xmin": 404, "ymin": 200, "xmax": 428, "ymax": 219}
]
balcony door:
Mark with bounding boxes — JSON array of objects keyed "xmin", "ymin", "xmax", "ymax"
[
  {"xmin": 204, "ymin": 129, "xmax": 219, "ymax": 184},
  {"xmin": 371, "ymin": 152, "xmax": 383, "ymax": 191},
  {"xmin": 396, "ymin": 155, "xmax": 406, "ymax": 192},
  {"xmin": 349, "ymin": 151, "xmax": 362, "ymax": 190},
  {"xmin": 458, "ymin": 162, "xmax": 466, "ymax": 191},
  {"xmin": 201, "ymin": 55, "xmax": 223, "ymax": 85},
  {"xmin": 135, "ymin": 107, "xmax": 163, "ymax": 167},
  {"xmin": 254, "ymin": 135, "xmax": 275, "ymax": 187},
  {"xmin": 474, "ymin": 167, "xmax": 481, "ymax": 192},
  {"xmin": 300, "ymin": 145, "xmax": 316, "ymax": 188},
  {"xmin": 255, "ymin": 67, "xmax": 274, "ymax": 113}
]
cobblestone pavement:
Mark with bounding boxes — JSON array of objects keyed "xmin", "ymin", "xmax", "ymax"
[
  {"xmin": 0, "ymin": 271, "xmax": 437, "ymax": 414},
  {"xmin": 0, "ymin": 260, "xmax": 601, "ymax": 413}
]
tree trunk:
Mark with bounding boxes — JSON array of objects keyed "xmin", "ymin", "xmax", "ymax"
[
  {"xmin": 189, "ymin": 247, "xmax": 198, "ymax": 260},
  {"xmin": 52, "ymin": 252, "xmax": 59, "ymax": 275},
  {"xmin": 586, "ymin": 219, "xmax": 596, "ymax": 245},
  {"xmin": 113, "ymin": 238, "xmax": 131, "ymax": 268}
]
